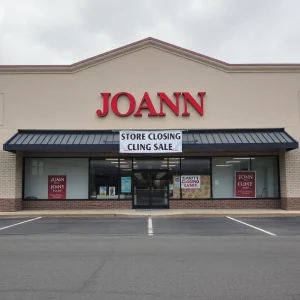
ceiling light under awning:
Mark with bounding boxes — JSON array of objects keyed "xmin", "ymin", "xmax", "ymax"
[{"xmin": 105, "ymin": 158, "xmax": 125, "ymax": 161}]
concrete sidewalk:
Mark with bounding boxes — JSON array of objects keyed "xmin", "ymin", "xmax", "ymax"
[{"xmin": 1, "ymin": 209, "xmax": 300, "ymax": 218}]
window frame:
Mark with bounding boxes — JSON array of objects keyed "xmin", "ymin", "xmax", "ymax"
[
  {"xmin": 22, "ymin": 155, "xmax": 280, "ymax": 201},
  {"xmin": 210, "ymin": 155, "xmax": 280, "ymax": 200},
  {"xmin": 22, "ymin": 157, "xmax": 90, "ymax": 201},
  {"xmin": 179, "ymin": 156, "xmax": 212, "ymax": 200},
  {"xmin": 89, "ymin": 157, "xmax": 133, "ymax": 201}
]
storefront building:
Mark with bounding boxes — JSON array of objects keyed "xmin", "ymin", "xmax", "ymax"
[{"xmin": 1, "ymin": 37, "xmax": 300, "ymax": 211}]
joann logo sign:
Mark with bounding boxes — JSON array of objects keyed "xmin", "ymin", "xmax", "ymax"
[{"xmin": 96, "ymin": 92, "xmax": 206, "ymax": 117}]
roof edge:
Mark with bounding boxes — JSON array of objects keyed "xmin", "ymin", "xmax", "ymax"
[
  {"xmin": 15, "ymin": 128, "xmax": 288, "ymax": 134},
  {"xmin": 1, "ymin": 37, "xmax": 300, "ymax": 74}
]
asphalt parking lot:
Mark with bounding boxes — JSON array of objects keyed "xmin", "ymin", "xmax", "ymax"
[{"xmin": 0, "ymin": 216, "xmax": 300, "ymax": 300}]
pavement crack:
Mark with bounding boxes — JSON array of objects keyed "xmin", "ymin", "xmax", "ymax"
[
  {"xmin": 80, "ymin": 288, "xmax": 198, "ymax": 300},
  {"xmin": 74, "ymin": 251, "xmax": 112, "ymax": 293}
]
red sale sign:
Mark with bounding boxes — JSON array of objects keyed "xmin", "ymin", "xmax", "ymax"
[
  {"xmin": 234, "ymin": 171, "xmax": 256, "ymax": 198},
  {"xmin": 48, "ymin": 175, "xmax": 66, "ymax": 199}
]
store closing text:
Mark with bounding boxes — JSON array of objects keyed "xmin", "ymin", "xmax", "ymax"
[
  {"xmin": 120, "ymin": 130, "xmax": 182, "ymax": 153},
  {"xmin": 127, "ymin": 143, "xmax": 173, "ymax": 151}
]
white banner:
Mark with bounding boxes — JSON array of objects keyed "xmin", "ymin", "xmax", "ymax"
[
  {"xmin": 119, "ymin": 130, "xmax": 182, "ymax": 153},
  {"xmin": 181, "ymin": 175, "xmax": 201, "ymax": 189}
]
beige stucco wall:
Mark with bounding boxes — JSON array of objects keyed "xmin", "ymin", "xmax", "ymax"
[
  {"xmin": 0, "ymin": 46, "xmax": 300, "ymax": 144},
  {"xmin": 0, "ymin": 45, "xmax": 300, "ymax": 204}
]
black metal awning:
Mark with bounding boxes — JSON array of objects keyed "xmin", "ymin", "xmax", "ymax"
[{"xmin": 3, "ymin": 128, "xmax": 298, "ymax": 153}]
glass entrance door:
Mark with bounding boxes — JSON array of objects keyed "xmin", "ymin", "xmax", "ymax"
[
  {"xmin": 151, "ymin": 170, "xmax": 168, "ymax": 207},
  {"xmin": 133, "ymin": 170, "xmax": 169, "ymax": 208},
  {"xmin": 134, "ymin": 172, "xmax": 151, "ymax": 207}
]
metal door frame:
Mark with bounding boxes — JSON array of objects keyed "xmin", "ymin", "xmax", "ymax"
[{"xmin": 132, "ymin": 169, "xmax": 169, "ymax": 209}]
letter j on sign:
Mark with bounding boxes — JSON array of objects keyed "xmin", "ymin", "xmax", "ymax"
[{"xmin": 119, "ymin": 130, "xmax": 182, "ymax": 153}]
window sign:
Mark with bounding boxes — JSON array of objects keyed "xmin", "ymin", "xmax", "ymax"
[
  {"xmin": 109, "ymin": 186, "xmax": 116, "ymax": 196},
  {"xmin": 181, "ymin": 175, "xmax": 201, "ymax": 189},
  {"xmin": 119, "ymin": 130, "xmax": 182, "ymax": 153},
  {"xmin": 173, "ymin": 176, "xmax": 180, "ymax": 188},
  {"xmin": 234, "ymin": 171, "xmax": 256, "ymax": 198},
  {"xmin": 121, "ymin": 177, "xmax": 131, "ymax": 193},
  {"xmin": 99, "ymin": 186, "xmax": 107, "ymax": 196},
  {"xmin": 48, "ymin": 175, "xmax": 66, "ymax": 199}
]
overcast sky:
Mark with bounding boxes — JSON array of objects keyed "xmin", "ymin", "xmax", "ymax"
[{"xmin": 0, "ymin": 0, "xmax": 300, "ymax": 65}]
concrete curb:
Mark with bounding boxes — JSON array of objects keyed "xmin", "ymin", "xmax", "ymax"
[{"xmin": 1, "ymin": 212, "xmax": 300, "ymax": 218}]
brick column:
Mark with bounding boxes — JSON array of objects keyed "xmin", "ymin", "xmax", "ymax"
[
  {"xmin": 0, "ymin": 151, "xmax": 23, "ymax": 211},
  {"xmin": 280, "ymin": 149, "xmax": 300, "ymax": 210}
]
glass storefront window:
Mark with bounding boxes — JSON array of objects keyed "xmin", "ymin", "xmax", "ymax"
[
  {"xmin": 89, "ymin": 159, "xmax": 120, "ymax": 199},
  {"xmin": 119, "ymin": 159, "xmax": 133, "ymax": 199},
  {"xmin": 181, "ymin": 158, "xmax": 211, "ymax": 199},
  {"xmin": 133, "ymin": 158, "xmax": 165, "ymax": 170},
  {"xmin": 251, "ymin": 157, "xmax": 279, "ymax": 198},
  {"xmin": 212, "ymin": 157, "xmax": 250, "ymax": 198},
  {"xmin": 168, "ymin": 157, "xmax": 181, "ymax": 199},
  {"xmin": 24, "ymin": 158, "xmax": 89, "ymax": 199},
  {"xmin": 212, "ymin": 157, "xmax": 279, "ymax": 198},
  {"xmin": 23, "ymin": 155, "xmax": 280, "ymax": 201}
]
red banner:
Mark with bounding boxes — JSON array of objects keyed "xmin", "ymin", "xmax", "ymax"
[
  {"xmin": 48, "ymin": 175, "xmax": 66, "ymax": 199},
  {"xmin": 234, "ymin": 171, "xmax": 256, "ymax": 198}
]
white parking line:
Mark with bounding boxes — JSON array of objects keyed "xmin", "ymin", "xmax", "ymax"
[
  {"xmin": 0, "ymin": 217, "xmax": 42, "ymax": 231},
  {"xmin": 148, "ymin": 217, "xmax": 153, "ymax": 236},
  {"xmin": 226, "ymin": 216, "xmax": 276, "ymax": 236}
]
